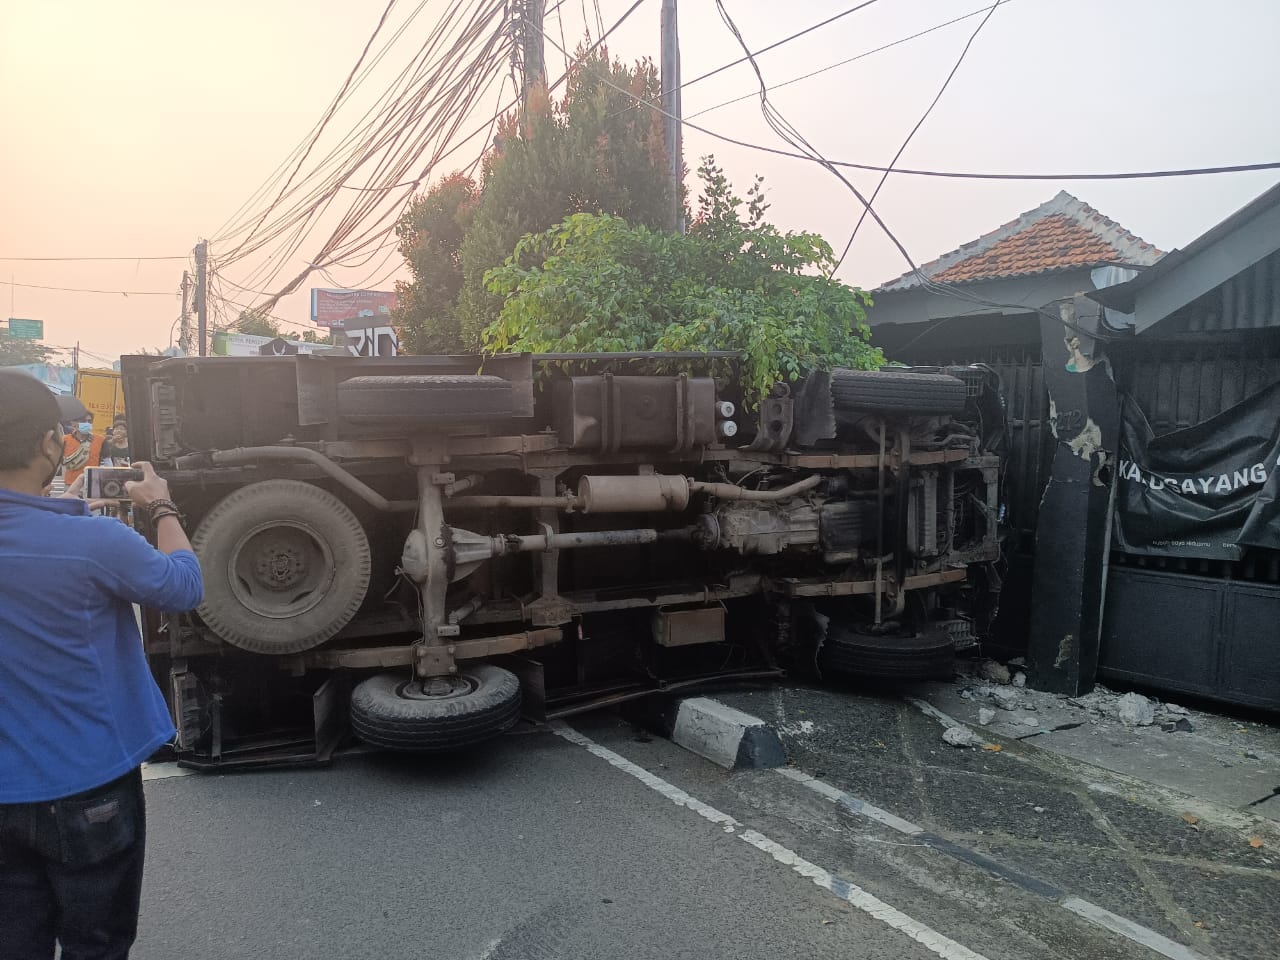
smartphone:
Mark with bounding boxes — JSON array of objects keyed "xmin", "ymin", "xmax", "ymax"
[{"xmin": 85, "ymin": 466, "xmax": 144, "ymax": 500}]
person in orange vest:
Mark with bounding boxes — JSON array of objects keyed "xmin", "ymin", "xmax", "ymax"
[{"xmin": 61, "ymin": 410, "xmax": 104, "ymax": 487}]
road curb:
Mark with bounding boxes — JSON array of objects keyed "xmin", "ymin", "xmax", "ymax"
[{"xmin": 666, "ymin": 696, "xmax": 787, "ymax": 770}]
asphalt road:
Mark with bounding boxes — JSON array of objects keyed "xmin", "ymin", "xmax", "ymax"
[
  {"xmin": 139, "ymin": 724, "xmax": 939, "ymax": 960},
  {"xmin": 134, "ymin": 689, "xmax": 1278, "ymax": 960}
]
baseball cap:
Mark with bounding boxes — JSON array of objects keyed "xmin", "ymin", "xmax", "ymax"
[
  {"xmin": 57, "ymin": 394, "xmax": 90, "ymax": 421},
  {"xmin": 0, "ymin": 369, "xmax": 63, "ymax": 438}
]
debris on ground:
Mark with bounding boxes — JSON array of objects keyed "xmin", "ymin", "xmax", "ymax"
[
  {"xmin": 1116, "ymin": 692, "xmax": 1157, "ymax": 727},
  {"xmin": 978, "ymin": 708, "xmax": 996, "ymax": 726},
  {"xmin": 1162, "ymin": 717, "xmax": 1195, "ymax": 733},
  {"xmin": 977, "ymin": 660, "xmax": 1011, "ymax": 684},
  {"xmin": 942, "ymin": 726, "xmax": 984, "ymax": 748},
  {"xmin": 1012, "ymin": 671, "xmax": 1027, "ymax": 688},
  {"xmin": 1021, "ymin": 715, "xmax": 1041, "ymax": 727},
  {"xmin": 991, "ymin": 687, "xmax": 1020, "ymax": 711}
]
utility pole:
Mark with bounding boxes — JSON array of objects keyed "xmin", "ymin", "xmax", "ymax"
[
  {"xmin": 660, "ymin": 0, "xmax": 685, "ymax": 233},
  {"xmin": 179, "ymin": 270, "xmax": 193, "ymax": 356},
  {"xmin": 518, "ymin": 0, "xmax": 545, "ymax": 104},
  {"xmin": 194, "ymin": 240, "xmax": 208, "ymax": 357}
]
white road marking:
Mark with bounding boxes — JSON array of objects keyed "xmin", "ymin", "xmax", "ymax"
[
  {"xmin": 905, "ymin": 697, "xmax": 972, "ymax": 732},
  {"xmin": 776, "ymin": 766, "xmax": 924, "ymax": 836},
  {"xmin": 550, "ymin": 721, "xmax": 991, "ymax": 960},
  {"xmin": 1062, "ymin": 899, "xmax": 1209, "ymax": 960}
]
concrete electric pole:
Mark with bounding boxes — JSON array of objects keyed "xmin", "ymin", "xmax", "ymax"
[
  {"xmin": 660, "ymin": 0, "xmax": 684, "ymax": 233},
  {"xmin": 179, "ymin": 270, "xmax": 193, "ymax": 356},
  {"xmin": 194, "ymin": 240, "xmax": 208, "ymax": 357},
  {"xmin": 518, "ymin": 0, "xmax": 546, "ymax": 104}
]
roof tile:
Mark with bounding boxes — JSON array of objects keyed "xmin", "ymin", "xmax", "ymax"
[{"xmin": 877, "ymin": 191, "xmax": 1163, "ymax": 292}]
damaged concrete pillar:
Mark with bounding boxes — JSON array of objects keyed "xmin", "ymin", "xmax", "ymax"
[{"xmin": 1027, "ymin": 296, "xmax": 1120, "ymax": 695}]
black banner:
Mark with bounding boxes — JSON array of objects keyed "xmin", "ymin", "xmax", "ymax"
[{"xmin": 1114, "ymin": 379, "xmax": 1280, "ymax": 560}]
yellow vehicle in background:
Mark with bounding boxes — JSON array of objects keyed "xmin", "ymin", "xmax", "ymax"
[{"xmin": 75, "ymin": 367, "xmax": 125, "ymax": 424}]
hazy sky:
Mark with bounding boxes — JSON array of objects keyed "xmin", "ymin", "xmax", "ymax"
[{"xmin": 3, "ymin": 0, "xmax": 1278, "ymax": 363}]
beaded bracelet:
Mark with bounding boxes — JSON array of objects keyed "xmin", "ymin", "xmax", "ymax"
[{"xmin": 147, "ymin": 498, "xmax": 185, "ymax": 525}]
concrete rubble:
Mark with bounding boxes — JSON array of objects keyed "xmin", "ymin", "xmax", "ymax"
[
  {"xmin": 990, "ymin": 687, "xmax": 1020, "ymax": 711},
  {"xmin": 952, "ymin": 664, "xmax": 1202, "ymax": 732},
  {"xmin": 976, "ymin": 660, "xmax": 1011, "ymax": 684},
  {"xmin": 942, "ymin": 725, "xmax": 984, "ymax": 748},
  {"xmin": 1116, "ymin": 691, "xmax": 1157, "ymax": 727}
]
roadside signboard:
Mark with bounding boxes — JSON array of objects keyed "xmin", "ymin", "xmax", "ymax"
[
  {"xmin": 309, "ymin": 289, "xmax": 396, "ymax": 329},
  {"xmin": 5, "ymin": 318, "xmax": 44, "ymax": 339}
]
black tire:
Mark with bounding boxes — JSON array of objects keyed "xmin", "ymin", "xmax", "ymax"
[
  {"xmin": 350, "ymin": 664, "xmax": 522, "ymax": 752},
  {"xmin": 337, "ymin": 374, "xmax": 513, "ymax": 424},
  {"xmin": 818, "ymin": 623, "xmax": 955, "ymax": 681},
  {"xmin": 191, "ymin": 480, "xmax": 371, "ymax": 655},
  {"xmin": 831, "ymin": 369, "xmax": 967, "ymax": 416}
]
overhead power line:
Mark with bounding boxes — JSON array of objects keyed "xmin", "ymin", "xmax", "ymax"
[
  {"xmin": 688, "ymin": 1, "xmax": 1017, "ymax": 120},
  {"xmin": 217, "ymin": 0, "xmax": 649, "ymax": 315},
  {"xmin": 838, "ymin": 0, "xmax": 1005, "ymax": 271},
  {"xmin": 569, "ymin": 4, "xmax": 1280, "ymax": 184},
  {"xmin": 0, "ymin": 255, "xmax": 187, "ymax": 262},
  {"xmin": 708, "ymin": 1, "xmax": 1126, "ymax": 341},
  {"xmin": 681, "ymin": 0, "xmax": 882, "ymax": 92},
  {"xmin": 536, "ymin": 6, "xmax": 1127, "ymax": 344},
  {"xmin": 608, "ymin": 0, "xmax": 883, "ymax": 122},
  {"xmin": 0, "ymin": 279, "xmax": 176, "ymax": 296},
  {"xmin": 623, "ymin": 71, "xmax": 1280, "ymax": 181}
]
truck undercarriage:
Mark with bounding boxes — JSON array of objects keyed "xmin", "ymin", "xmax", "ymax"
[{"xmin": 121, "ymin": 352, "xmax": 1005, "ymax": 767}]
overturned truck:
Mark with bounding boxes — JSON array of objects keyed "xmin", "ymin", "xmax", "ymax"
[{"xmin": 121, "ymin": 353, "xmax": 1004, "ymax": 766}]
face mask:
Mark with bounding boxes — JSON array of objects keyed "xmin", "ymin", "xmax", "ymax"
[{"xmin": 77, "ymin": 422, "xmax": 92, "ymax": 435}]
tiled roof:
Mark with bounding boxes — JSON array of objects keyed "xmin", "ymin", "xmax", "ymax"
[{"xmin": 877, "ymin": 191, "xmax": 1163, "ymax": 293}]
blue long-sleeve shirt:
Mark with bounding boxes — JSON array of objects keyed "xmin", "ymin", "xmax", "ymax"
[{"xmin": 0, "ymin": 488, "xmax": 203, "ymax": 802}]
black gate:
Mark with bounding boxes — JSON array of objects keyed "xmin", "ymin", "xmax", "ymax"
[{"xmin": 1103, "ymin": 335, "xmax": 1280, "ymax": 707}]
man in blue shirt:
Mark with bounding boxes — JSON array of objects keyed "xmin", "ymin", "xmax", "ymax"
[{"xmin": 0, "ymin": 370, "xmax": 203, "ymax": 959}]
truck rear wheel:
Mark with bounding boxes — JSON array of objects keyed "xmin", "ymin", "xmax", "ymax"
[
  {"xmin": 191, "ymin": 480, "xmax": 371, "ymax": 655},
  {"xmin": 350, "ymin": 664, "xmax": 522, "ymax": 751}
]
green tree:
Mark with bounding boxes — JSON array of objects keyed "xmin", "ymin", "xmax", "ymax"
[
  {"xmin": 391, "ymin": 172, "xmax": 478, "ymax": 354},
  {"xmin": 236, "ymin": 309, "xmax": 280, "ymax": 338},
  {"xmin": 0, "ymin": 334, "xmax": 58, "ymax": 366},
  {"xmin": 392, "ymin": 48, "xmax": 674, "ymax": 353},
  {"xmin": 483, "ymin": 158, "xmax": 881, "ymax": 402},
  {"xmin": 301, "ymin": 329, "xmax": 332, "ymax": 344}
]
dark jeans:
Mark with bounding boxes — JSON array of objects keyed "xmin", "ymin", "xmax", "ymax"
[{"xmin": 0, "ymin": 769, "xmax": 146, "ymax": 960}]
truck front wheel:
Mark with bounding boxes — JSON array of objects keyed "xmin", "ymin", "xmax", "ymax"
[{"xmin": 818, "ymin": 622, "xmax": 955, "ymax": 681}]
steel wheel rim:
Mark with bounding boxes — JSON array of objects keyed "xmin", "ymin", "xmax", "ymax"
[{"xmin": 228, "ymin": 520, "xmax": 336, "ymax": 619}]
